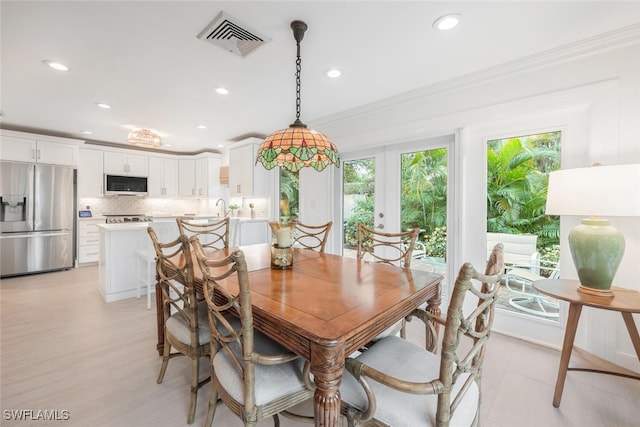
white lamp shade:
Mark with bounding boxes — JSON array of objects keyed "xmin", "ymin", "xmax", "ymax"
[{"xmin": 545, "ymin": 164, "xmax": 640, "ymax": 217}]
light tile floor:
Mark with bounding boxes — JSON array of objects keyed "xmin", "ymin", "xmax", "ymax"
[{"xmin": 1, "ymin": 266, "xmax": 639, "ymax": 426}]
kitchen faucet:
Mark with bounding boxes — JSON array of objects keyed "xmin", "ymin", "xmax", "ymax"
[{"xmin": 215, "ymin": 198, "xmax": 228, "ymax": 217}]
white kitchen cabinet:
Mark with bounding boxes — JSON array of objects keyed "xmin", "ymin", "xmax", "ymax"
[
  {"xmin": 77, "ymin": 218, "xmax": 103, "ymax": 264},
  {"xmin": 0, "ymin": 131, "xmax": 79, "ymax": 166},
  {"xmin": 148, "ymin": 156, "xmax": 178, "ymax": 197},
  {"xmin": 178, "ymin": 154, "xmax": 222, "ymax": 198},
  {"xmin": 178, "ymin": 158, "xmax": 197, "ymax": 197},
  {"xmin": 228, "ymin": 140, "xmax": 268, "ymax": 197},
  {"xmin": 104, "ymin": 151, "xmax": 148, "ymax": 176},
  {"xmin": 77, "ymin": 148, "xmax": 104, "ymax": 197},
  {"xmin": 195, "ymin": 157, "xmax": 210, "ymax": 197}
]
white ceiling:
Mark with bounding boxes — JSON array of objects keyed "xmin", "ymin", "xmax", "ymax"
[{"xmin": 2, "ymin": 1, "xmax": 639, "ymax": 153}]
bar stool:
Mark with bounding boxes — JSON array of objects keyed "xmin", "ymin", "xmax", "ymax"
[{"xmin": 136, "ymin": 240, "xmax": 155, "ymax": 310}]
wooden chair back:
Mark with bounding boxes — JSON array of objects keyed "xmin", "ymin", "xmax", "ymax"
[
  {"xmin": 190, "ymin": 236, "xmax": 313, "ymax": 424},
  {"xmin": 148, "ymin": 226, "xmax": 210, "ymax": 423},
  {"xmin": 343, "ymin": 260, "xmax": 503, "ymax": 426},
  {"xmin": 356, "ymin": 223, "xmax": 420, "ymax": 267},
  {"xmin": 148, "ymin": 227, "xmax": 199, "ymax": 329},
  {"xmin": 436, "ymin": 261, "xmax": 502, "ymax": 424},
  {"xmin": 177, "ymin": 217, "xmax": 230, "ymax": 250},
  {"xmin": 293, "ymin": 220, "xmax": 333, "ymax": 252}
]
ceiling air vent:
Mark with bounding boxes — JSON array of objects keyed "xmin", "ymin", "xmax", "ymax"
[{"xmin": 197, "ymin": 11, "xmax": 271, "ymax": 57}]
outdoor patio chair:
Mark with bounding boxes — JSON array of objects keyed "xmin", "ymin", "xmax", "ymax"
[{"xmin": 505, "ymin": 259, "xmax": 560, "ymax": 318}]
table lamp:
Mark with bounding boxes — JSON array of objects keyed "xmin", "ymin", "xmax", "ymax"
[{"xmin": 545, "ymin": 163, "xmax": 640, "ymax": 297}]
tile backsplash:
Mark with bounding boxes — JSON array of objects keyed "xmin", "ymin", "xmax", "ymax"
[{"xmin": 78, "ymin": 196, "xmax": 270, "ymax": 218}]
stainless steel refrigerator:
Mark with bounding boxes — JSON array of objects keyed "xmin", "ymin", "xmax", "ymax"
[{"xmin": 0, "ymin": 161, "xmax": 75, "ymax": 277}]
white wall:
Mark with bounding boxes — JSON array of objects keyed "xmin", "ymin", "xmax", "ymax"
[{"xmin": 313, "ymin": 27, "xmax": 640, "ymax": 371}]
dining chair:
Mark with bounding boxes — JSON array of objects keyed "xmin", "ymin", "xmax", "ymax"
[
  {"xmin": 357, "ymin": 224, "xmax": 420, "ymax": 267},
  {"xmin": 357, "ymin": 224, "xmax": 420, "ymax": 340},
  {"xmin": 410, "ymin": 242, "xmax": 504, "ymax": 353},
  {"xmin": 340, "ymin": 255, "xmax": 503, "ymax": 427},
  {"xmin": 293, "ymin": 220, "xmax": 333, "ymax": 252},
  {"xmin": 176, "ymin": 216, "xmax": 230, "ymax": 250},
  {"xmin": 190, "ymin": 236, "xmax": 315, "ymax": 427},
  {"xmin": 148, "ymin": 227, "xmax": 210, "ymax": 425}
]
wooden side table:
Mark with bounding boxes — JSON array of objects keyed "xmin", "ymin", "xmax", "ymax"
[{"xmin": 533, "ymin": 279, "xmax": 640, "ymax": 407}]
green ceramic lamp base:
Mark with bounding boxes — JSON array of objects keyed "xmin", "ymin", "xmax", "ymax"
[{"xmin": 569, "ymin": 218, "xmax": 625, "ymax": 298}]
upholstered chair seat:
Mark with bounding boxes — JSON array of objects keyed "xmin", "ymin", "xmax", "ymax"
[
  {"xmin": 340, "ymin": 244, "xmax": 504, "ymax": 427},
  {"xmin": 340, "ymin": 336, "xmax": 478, "ymax": 426},
  {"xmin": 213, "ymin": 335, "xmax": 309, "ymax": 406}
]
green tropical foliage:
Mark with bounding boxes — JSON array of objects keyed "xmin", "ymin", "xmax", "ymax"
[
  {"xmin": 279, "ymin": 169, "xmax": 299, "ymax": 221},
  {"xmin": 342, "ymin": 131, "xmax": 561, "ymax": 261},
  {"xmin": 486, "ymin": 132, "xmax": 561, "ymax": 255},
  {"xmin": 343, "ymin": 159, "xmax": 375, "ymax": 247}
]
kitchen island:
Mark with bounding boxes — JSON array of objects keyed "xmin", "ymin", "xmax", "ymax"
[
  {"xmin": 97, "ymin": 222, "xmax": 151, "ymax": 303},
  {"xmin": 96, "ymin": 217, "xmax": 269, "ymax": 303}
]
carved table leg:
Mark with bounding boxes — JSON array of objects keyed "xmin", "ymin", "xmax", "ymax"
[
  {"xmin": 310, "ymin": 341, "xmax": 344, "ymax": 427},
  {"xmin": 425, "ymin": 282, "xmax": 442, "ymax": 352}
]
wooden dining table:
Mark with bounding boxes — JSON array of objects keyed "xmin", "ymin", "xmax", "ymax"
[{"xmin": 155, "ymin": 243, "xmax": 443, "ymax": 427}]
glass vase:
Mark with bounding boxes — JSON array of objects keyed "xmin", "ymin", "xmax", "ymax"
[{"xmin": 269, "ymin": 221, "xmax": 295, "ymax": 269}]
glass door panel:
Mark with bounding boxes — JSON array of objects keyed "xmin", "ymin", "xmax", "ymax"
[
  {"xmin": 342, "ymin": 157, "xmax": 376, "ymax": 259},
  {"xmin": 400, "ymin": 148, "xmax": 448, "ymax": 283},
  {"xmin": 340, "ymin": 141, "xmax": 451, "ymax": 295}
]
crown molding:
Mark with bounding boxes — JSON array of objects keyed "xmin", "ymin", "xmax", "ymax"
[{"xmin": 312, "ymin": 24, "xmax": 640, "ymax": 128}]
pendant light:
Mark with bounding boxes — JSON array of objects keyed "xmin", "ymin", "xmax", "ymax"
[{"xmin": 256, "ymin": 21, "xmax": 339, "ymax": 172}]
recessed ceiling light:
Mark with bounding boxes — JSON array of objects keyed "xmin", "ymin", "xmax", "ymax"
[
  {"xmin": 80, "ymin": 130, "xmax": 93, "ymax": 135},
  {"xmin": 325, "ymin": 68, "xmax": 341, "ymax": 78},
  {"xmin": 215, "ymin": 87, "xmax": 229, "ymax": 95},
  {"xmin": 217, "ymin": 144, "xmax": 225, "ymax": 148},
  {"xmin": 42, "ymin": 60, "xmax": 69, "ymax": 71},
  {"xmin": 433, "ymin": 14, "xmax": 461, "ymax": 31},
  {"xmin": 197, "ymin": 125, "xmax": 207, "ymax": 129},
  {"xmin": 95, "ymin": 103, "xmax": 111, "ymax": 109}
]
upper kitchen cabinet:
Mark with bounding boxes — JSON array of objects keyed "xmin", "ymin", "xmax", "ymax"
[
  {"xmin": 0, "ymin": 130, "xmax": 80, "ymax": 166},
  {"xmin": 228, "ymin": 140, "xmax": 268, "ymax": 197},
  {"xmin": 103, "ymin": 151, "xmax": 148, "ymax": 176},
  {"xmin": 178, "ymin": 153, "xmax": 222, "ymax": 198},
  {"xmin": 148, "ymin": 155, "xmax": 178, "ymax": 198},
  {"xmin": 77, "ymin": 148, "xmax": 104, "ymax": 197}
]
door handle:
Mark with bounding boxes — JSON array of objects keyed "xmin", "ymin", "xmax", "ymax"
[{"xmin": 376, "ymin": 223, "xmax": 384, "ymax": 229}]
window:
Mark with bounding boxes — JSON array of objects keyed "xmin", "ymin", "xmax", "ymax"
[{"xmin": 487, "ymin": 131, "xmax": 561, "ymax": 320}]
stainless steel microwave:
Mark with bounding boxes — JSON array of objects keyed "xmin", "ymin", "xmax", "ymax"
[{"xmin": 104, "ymin": 174, "xmax": 148, "ymax": 196}]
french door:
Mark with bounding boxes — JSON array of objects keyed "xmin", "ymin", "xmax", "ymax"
[{"xmin": 339, "ymin": 135, "xmax": 455, "ymax": 292}]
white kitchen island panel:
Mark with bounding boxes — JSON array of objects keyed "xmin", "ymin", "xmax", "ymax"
[{"xmin": 97, "ymin": 223, "xmax": 149, "ymax": 303}]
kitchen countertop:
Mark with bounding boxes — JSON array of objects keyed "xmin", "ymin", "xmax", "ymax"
[
  {"xmin": 96, "ymin": 222, "xmax": 150, "ymax": 230},
  {"xmin": 96, "ymin": 217, "xmax": 269, "ymax": 231}
]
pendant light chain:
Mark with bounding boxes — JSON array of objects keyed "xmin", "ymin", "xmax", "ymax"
[{"xmin": 295, "ymin": 43, "xmax": 302, "ymax": 122}]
